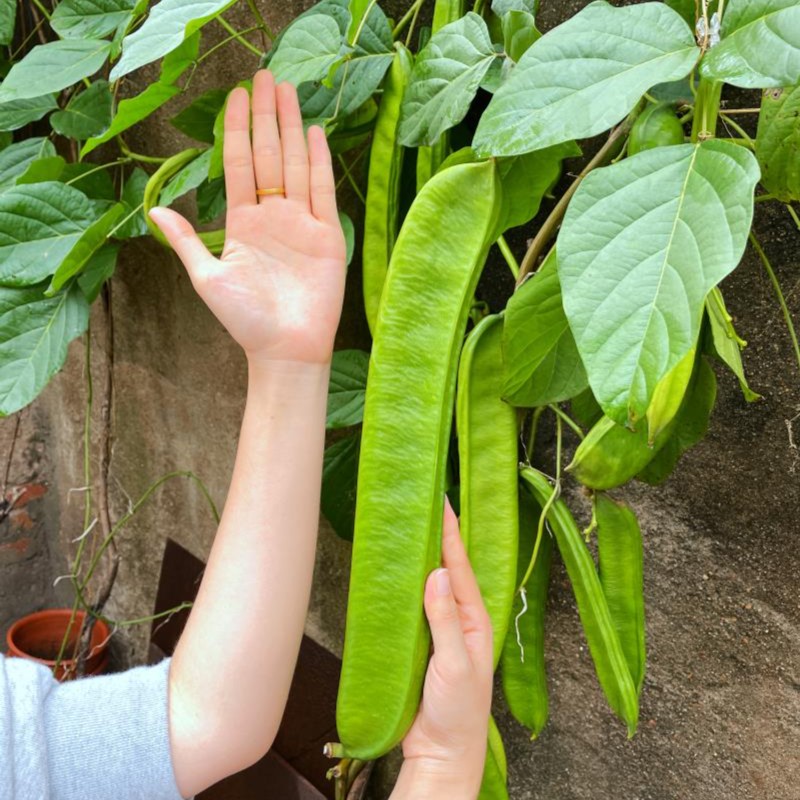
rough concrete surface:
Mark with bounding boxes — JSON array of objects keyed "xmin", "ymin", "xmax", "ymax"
[{"xmin": 0, "ymin": 1, "xmax": 797, "ymax": 799}]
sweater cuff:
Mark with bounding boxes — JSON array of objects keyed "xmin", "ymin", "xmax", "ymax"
[{"xmin": 44, "ymin": 656, "xmax": 188, "ymax": 800}]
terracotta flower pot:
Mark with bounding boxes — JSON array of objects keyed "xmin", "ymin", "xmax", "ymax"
[{"xmin": 6, "ymin": 609, "xmax": 111, "ymax": 681}]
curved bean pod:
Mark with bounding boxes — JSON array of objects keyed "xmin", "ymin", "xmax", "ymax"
[
  {"xmin": 478, "ymin": 715, "xmax": 510, "ymax": 800},
  {"xmin": 337, "ymin": 159, "xmax": 502, "ymax": 759},
  {"xmin": 457, "ymin": 313, "xmax": 519, "ymax": 668},
  {"xmin": 363, "ymin": 43, "xmax": 414, "ymax": 334},
  {"xmin": 519, "ymin": 467, "xmax": 639, "ymax": 736}
]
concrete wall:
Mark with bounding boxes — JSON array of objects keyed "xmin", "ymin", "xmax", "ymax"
[{"xmin": 0, "ymin": 1, "xmax": 797, "ymax": 798}]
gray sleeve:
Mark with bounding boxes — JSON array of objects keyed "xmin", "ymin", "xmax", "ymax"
[{"xmin": 0, "ymin": 653, "xmax": 188, "ymax": 800}]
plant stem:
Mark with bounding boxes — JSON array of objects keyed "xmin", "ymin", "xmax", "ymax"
[
  {"xmin": 30, "ymin": 0, "xmax": 51, "ymax": 21},
  {"xmin": 405, "ymin": 0, "xmax": 424, "ymax": 47},
  {"xmin": 786, "ymin": 204, "xmax": 800, "ymax": 231},
  {"xmin": 516, "ymin": 106, "xmax": 642, "ymax": 286},
  {"xmin": 749, "ymin": 231, "xmax": 800, "ymax": 376},
  {"xmin": 245, "ymin": 0, "xmax": 275, "ymax": 40},
  {"xmin": 337, "ymin": 153, "xmax": 366, "ymax": 205},
  {"xmin": 473, "ymin": 0, "xmax": 487, "ymax": 13},
  {"xmin": 198, "ymin": 25, "xmax": 264, "ymax": 64},
  {"xmin": 720, "ymin": 108, "xmax": 760, "ymax": 114},
  {"xmin": 216, "ymin": 16, "xmax": 263, "ymax": 56},
  {"xmin": 548, "ymin": 403, "xmax": 584, "ymax": 440},
  {"xmin": 754, "ymin": 193, "xmax": 776, "ymax": 203},
  {"xmin": 65, "ymin": 159, "xmax": 131, "ymax": 185},
  {"xmin": 350, "ymin": 0, "xmax": 380, "ymax": 46},
  {"xmin": 118, "ymin": 139, "xmax": 168, "ymax": 163},
  {"xmin": 108, "ymin": 202, "xmax": 144, "ymax": 238},
  {"xmin": 334, "ymin": 145, "xmax": 369, "ymax": 192},
  {"xmin": 392, "ymin": 0, "xmax": 426, "ymax": 38},
  {"xmin": 525, "ymin": 406, "xmax": 545, "ymax": 463},
  {"xmin": 691, "ymin": 78, "xmax": 722, "ymax": 142},
  {"xmin": 718, "ymin": 112, "xmax": 753, "ymax": 143},
  {"xmin": 497, "ymin": 235, "xmax": 520, "ymax": 280}
]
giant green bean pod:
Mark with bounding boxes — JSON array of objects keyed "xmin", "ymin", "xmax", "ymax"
[
  {"xmin": 416, "ymin": 0, "xmax": 465, "ymax": 191},
  {"xmin": 362, "ymin": 43, "xmax": 414, "ymax": 335},
  {"xmin": 457, "ymin": 313, "xmax": 519, "ymax": 667},
  {"xmin": 478, "ymin": 715, "xmax": 510, "ymax": 800},
  {"xmin": 337, "ymin": 159, "xmax": 502, "ymax": 759},
  {"xmin": 520, "ymin": 467, "xmax": 639, "ymax": 736},
  {"xmin": 501, "ymin": 487, "xmax": 552, "ymax": 738},
  {"xmin": 595, "ymin": 493, "xmax": 646, "ymax": 694}
]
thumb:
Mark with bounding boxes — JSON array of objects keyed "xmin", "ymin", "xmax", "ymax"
[
  {"xmin": 148, "ymin": 206, "xmax": 215, "ymax": 280},
  {"xmin": 424, "ymin": 568, "xmax": 469, "ymax": 673}
]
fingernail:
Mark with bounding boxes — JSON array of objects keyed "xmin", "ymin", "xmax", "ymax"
[{"xmin": 435, "ymin": 568, "xmax": 450, "ymax": 597}]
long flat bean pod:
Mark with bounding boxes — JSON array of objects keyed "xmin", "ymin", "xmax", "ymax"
[
  {"xmin": 457, "ymin": 313, "xmax": 519, "ymax": 668},
  {"xmin": 416, "ymin": 0, "xmax": 466, "ymax": 191},
  {"xmin": 337, "ymin": 160, "xmax": 502, "ymax": 760},
  {"xmin": 501, "ymin": 487, "xmax": 552, "ymax": 738},
  {"xmin": 595, "ymin": 493, "xmax": 646, "ymax": 695},
  {"xmin": 362, "ymin": 43, "xmax": 414, "ymax": 335},
  {"xmin": 519, "ymin": 467, "xmax": 639, "ymax": 736},
  {"xmin": 478, "ymin": 715, "xmax": 510, "ymax": 800}
]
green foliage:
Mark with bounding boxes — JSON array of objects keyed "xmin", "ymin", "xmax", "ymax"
[
  {"xmin": 0, "ymin": 139, "xmax": 56, "ymax": 191},
  {"xmin": 0, "ymin": 95, "xmax": 58, "ymax": 132},
  {"xmin": 51, "ymin": 0, "xmax": 136, "ymax": 40},
  {"xmin": 327, "ymin": 349, "xmax": 370, "ymax": 429},
  {"xmin": 756, "ymin": 86, "xmax": 800, "ymax": 203},
  {"xmin": 50, "ymin": 80, "xmax": 114, "ymax": 139}
]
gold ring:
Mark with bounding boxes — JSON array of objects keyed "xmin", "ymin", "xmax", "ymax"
[{"xmin": 256, "ymin": 186, "xmax": 285, "ymax": 196}]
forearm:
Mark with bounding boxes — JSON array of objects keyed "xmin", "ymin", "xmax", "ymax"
[{"xmin": 168, "ymin": 357, "xmax": 329, "ymax": 797}]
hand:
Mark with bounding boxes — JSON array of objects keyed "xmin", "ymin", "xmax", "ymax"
[
  {"xmin": 149, "ymin": 70, "xmax": 347, "ymax": 367},
  {"xmin": 392, "ymin": 500, "xmax": 494, "ymax": 799}
]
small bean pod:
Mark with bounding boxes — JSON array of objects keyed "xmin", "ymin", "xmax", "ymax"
[
  {"xmin": 520, "ymin": 467, "xmax": 639, "ymax": 736},
  {"xmin": 628, "ymin": 102, "xmax": 685, "ymax": 156}
]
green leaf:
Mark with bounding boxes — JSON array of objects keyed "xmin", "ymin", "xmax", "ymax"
[
  {"xmin": 170, "ymin": 88, "xmax": 228, "ymax": 143},
  {"xmin": 50, "ymin": 80, "xmax": 113, "ymax": 140},
  {"xmin": 82, "ymin": 34, "xmax": 200, "ymax": 157},
  {"xmin": 0, "ymin": 284, "xmax": 90, "ymax": 415},
  {"xmin": 0, "ymin": 138, "xmax": 57, "ymax": 192},
  {"xmin": 58, "ymin": 163, "xmax": 116, "ymax": 201},
  {"xmin": 663, "ymin": 0, "xmax": 695, "ymax": 27},
  {"xmin": 0, "ymin": 40, "xmax": 112, "ymax": 102},
  {"xmin": 0, "ymin": 0, "xmax": 14, "ymax": 45},
  {"xmin": 756, "ymin": 86, "xmax": 800, "ymax": 203},
  {"xmin": 115, "ymin": 167, "xmax": 150, "ymax": 238},
  {"xmin": 0, "ymin": 181, "xmax": 96, "ymax": 286},
  {"xmin": 638, "ymin": 356, "xmax": 717, "ymax": 484},
  {"xmin": 503, "ymin": 249, "xmax": 588, "ymax": 407},
  {"xmin": 160, "ymin": 150, "xmax": 211, "ymax": 206},
  {"xmin": 340, "ymin": 210, "xmax": 355, "ymax": 267},
  {"xmin": 110, "ymin": 0, "xmax": 236, "ymax": 80},
  {"xmin": 491, "ymin": 0, "xmax": 537, "ymax": 15},
  {"xmin": 196, "ymin": 176, "xmax": 225, "ymax": 222},
  {"xmin": 327, "ymin": 349, "xmax": 369, "ymax": 429},
  {"xmin": 496, "ymin": 140, "xmax": 580, "ymax": 233},
  {"xmin": 48, "ymin": 202, "xmax": 125, "ymax": 294},
  {"xmin": 502, "ymin": 10, "xmax": 540, "ymax": 64},
  {"xmin": 558, "ymin": 140, "xmax": 760, "ymax": 426},
  {"xmin": 78, "ymin": 244, "xmax": 119, "ymax": 302},
  {"xmin": 0, "ymin": 95, "xmax": 58, "ymax": 132},
  {"xmin": 51, "ymin": 0, "xmax": 135, "ymax": 39},
  {"xmin": 269, "ymin": 13, "xmax": 348, "ymax": 86},
  {"xmin": 399, "ymin": 13, "xmax": 497, "ymax": 147},
  {"xmin": 321, "ymin": 432, "xmax": 360, "ymax": 541},
  {"xmin": 704, "ymin": 286, "xmax": 760, "ymax": 402},
  {"xmin": 347, "ymin": 0, "xmax": 372, "ymax": 42},
  {"xmin": 473, "ymin": 1, "xmax": 699, "ymax": 157},
  {"xmin": 15, "ymin": 156, "xmax": 66, "ymax": 185},
  {"xmin": 700, "ymin": 0, "xmax": 800, "ymax": 88}
]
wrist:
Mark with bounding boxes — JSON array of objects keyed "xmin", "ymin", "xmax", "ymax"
[{"xmin": 390, "ymin": 756, "xmax": 482, "ymax": 800}]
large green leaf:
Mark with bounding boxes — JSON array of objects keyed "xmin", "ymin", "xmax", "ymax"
[
  {"xmin": 558, "ymin": 140, "xmax": 759, "ymax": 426},
  {"xmin": 82, "ymin": 33, "xmax": 199, "ymax": 157},
  {"xmin": 321, "ymin": 432, "xmax": 360, "ymax": 541},
  {"xmin": 51, "ymin": 0, "xmax": 135, "ymax": 39},
  {"xmin": 399, "ymin": 13, "xmax": 497, "ymax": 147},
  {"xmin": 473, "ymin": 1, "xmax": 699, "ymax": 157},
  {"xmin": 269, "ymin": 13, "xmax": 348, "ymax": 86},
  {"xmin": 78, "ymin": 244, "xmax": 119, "ymax": 302},
  {"xmin": 492, "ymin": 0, "xmax": 537, "ymax": 15},
  {"xmin": 0, "ymin": 284, "xmax": 90, "ymax": 416},
  {"xmin": 327, "ymin": 349, "xmax": 369, "ymax": 429},
  {"xmin": 48, "ymin": 203, "xmax": 126, "ymax": 294},
  {"xmin": 0, "ymin": 95, "xmax": 59, "ymax": 132},
  {"xmin": 756, "ymin": 86, "xmax": 800, "ymax": 202},
  {"xmin": 0, "ymin": 139, "xmax": 56, "ymax": 192},
  {"xmin": 115, "ymin": 167, "xmax": 150, "ymax": 238},
  {"xmin": 50, "ymin": 80, "xmax": 113, "ymax": 140},
  {"xmin": 0, "ymin": 182, "xmax": 97, "ymax": 286},
  {"xmin": 15, "ymin": 157, "xmax": 66, "ymax": 186},
  {"xmin": 503, "ymin": 250, "xmax": 588, "ymax": 407},
  {"xmin": 0, "ymin": 0, "xmax": 15, "ymax": 45},
  {"xmin": 700, "ymin": 0, "xmax": 800, "ymax": 88},
  {"xmin": 0, "ymin": 40, "xmax": 112, "ymax": 102},
  {"xmin": 110, "ymin": 0, "xmax": 236, "ymax": 80},
  {"xmin": 170, "ymin": 88, "xmax": 227, "ymax": 143}
]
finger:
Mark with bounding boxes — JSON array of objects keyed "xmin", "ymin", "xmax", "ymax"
[
  {"xmin": 148, "ymin": 207, "xmax": 216, "ymax": 281},
  {"xmin": 276, "ymin": 81, "xmax": 310, "ymax": 208},
  {"xmin": 252, "ymin": 69, "xmax": 283, "ymax": 203},
  {"xmin": 423, "ymin": 568, "xmax": 470, "ymax": 670},
  {"xmin": 307, "ymin": 124, "xmax": 338, "ymax": 225},
  {"xmin": 223, "ymin": 86, "xmax": 257, "ymax": 209},
  {"xmin": 441, "ymin": 498, "xmax": 486, "ymax": 615}
]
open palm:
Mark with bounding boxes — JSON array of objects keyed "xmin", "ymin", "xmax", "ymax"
[{"xmin": 149, "ymin": 70, "xmax": 347, "ymax": 366}]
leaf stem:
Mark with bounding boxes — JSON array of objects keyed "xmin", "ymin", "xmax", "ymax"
[
  {"xmin": 30, "ymin": 0, "xmax": 51, "ymax": 21},
  {"xmin": 754, "ymin": 193, "xmax": 776, "ymax": 203},
  {"xmin": 392, "ymin": 0, "xmax": 426, "ymax": 38},
  {"xmin": 336, "ymin": 153, "xmax": 366, "ymax": 205},
  {"xmin": 198, "ymin": 25, "xmax": 264, "ymax": 64},
  {"xmin": 786, "ymin": 204, "xmax": 800, "ymax": 231},
  {"xmin": 548, "ymin": 403, "xmax": 584, "ymax": 440},
  {"xmin": 497, "ymin": 234, "xmax": 520, "ymax": 279},
  {"xmin": 691, "ymin": 78, "xmax": 722, "ymax": 142},
  {"xmin": 516, "ymin": 106, "xmax": 642, "ymax": 287},
  {"xmin": 216, "ymin": 16, "xmax": 263, "ymax": 56},
  {"xmin": 65, "ymin": 159, "xmax": 131, "ymax": 185},
  {"xmin": 749, "ymin": 231, "xmax": 800, "ymax": 376},
  {"xmin": 245, "ymin": 0, "xmax": 275, "ymax": 40},
  {"xmin": 718, "ymin": 112, "xmax": 753, "ymax": 143},
  {"xmin": 118, "ymin": 138, "xmax": 168, "ymax": 163}
]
